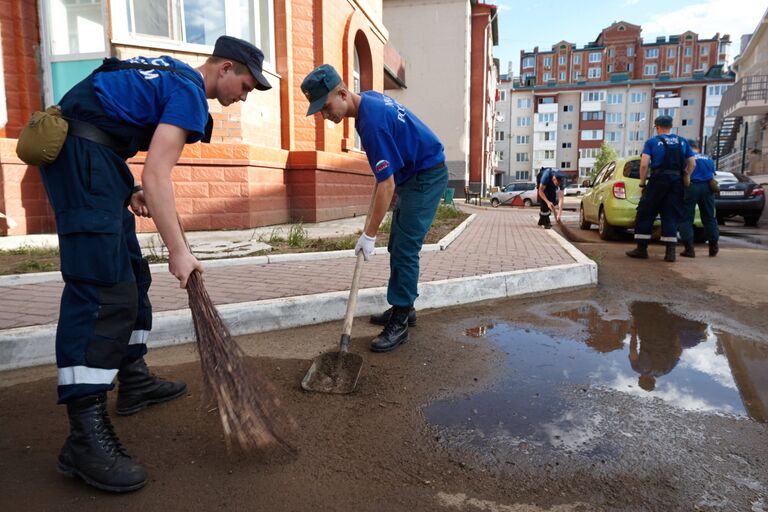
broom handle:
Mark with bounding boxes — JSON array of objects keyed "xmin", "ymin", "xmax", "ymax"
[{"xmin": 340, "ymin": 181, "xmax": 379, "ymax": 352}]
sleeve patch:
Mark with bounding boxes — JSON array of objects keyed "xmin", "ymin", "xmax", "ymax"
[{"xmin": 375, "ymin": 160, "xmax": 390, "ymax": 173}]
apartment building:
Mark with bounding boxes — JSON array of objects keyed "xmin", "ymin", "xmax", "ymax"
[{"xmin": 495, "ymin": 22, "xmax": 734, "ymax": 186}]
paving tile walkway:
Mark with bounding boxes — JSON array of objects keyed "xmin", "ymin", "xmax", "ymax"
[{"xmin": 0, "ymin": 206, "xmax": 575, "ymax": 330}]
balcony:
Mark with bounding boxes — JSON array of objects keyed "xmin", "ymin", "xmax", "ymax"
[
  {"xmin": 538, "ymin": 103, "xmax": 559, "ymax": 113},
  {"xmin": 581, "ymin": 100, "xmax": 604, "ymax": 112},
  {"xmin": 657, "ymin": 97, "xmax": 681, "ymax": 109},
  {"xmin": 718, "ymin": 75, "xmax": 768, "ymax": 119}
]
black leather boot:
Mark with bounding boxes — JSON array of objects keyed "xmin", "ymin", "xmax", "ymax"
[
  {"xmin": 369, "ymin": 306, "xmax": 416, "ymax": 326},
  {"xmin": 709, "ymin": 241, "xmax": 719, "ymax": 257},
  {"xmin": 625, "ymin": 244, "xmax": 648, "ymax": 259},
  {"xmin": 680, "ymin": 242, "xmax": 696, "ymax": 258},
  {"xmin": 116, "ymin": 358, "xmax": 186, "ymax": 415},
  {"xmin": 370, "ymin": 306, "xmax": 411, "ymax": 353},
  {"xmin": 664, "ymin": 243, "xmax": 677, "ymax": 262},
  {"xmin": 57, "ymin": 393, "xmax": 147, "ymax": 492}
]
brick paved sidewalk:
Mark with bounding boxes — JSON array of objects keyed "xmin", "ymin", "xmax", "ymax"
[{"xmin": 0, "ymin": 207, "xmax": 574, "ymax": 331}]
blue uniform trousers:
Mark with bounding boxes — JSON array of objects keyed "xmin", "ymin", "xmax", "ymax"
[
  {"xmin": 634, "ymin": 172, "xmax": 685, "ymax": 245},
  {"xmin": 679, "ymin": 181, "xmax": 719, "ymax": 244},
  {"xmin": 40, "ymin": 137, "xmax": 152, "ymax": 404},
  {"xmin": 387, "ymin": 165, "xmax": 448, "ymax": 307}
]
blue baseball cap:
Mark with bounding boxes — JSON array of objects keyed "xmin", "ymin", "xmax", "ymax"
[
  {"xmin": 301, "ymin": 64, "xmax": 342, "ymax": 116},
  {"xmin": 213, "ymin": 36, "xmax": 271, "ymax": 91}
]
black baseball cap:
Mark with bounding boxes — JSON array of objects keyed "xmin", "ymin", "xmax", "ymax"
[
  {"xmin": 301, "ymin": 64, "xmax": 343, "ymax": 116},
  {"xmin": 212, "ymin": 36, "xmax": 271, "ymax": 90},
  {"xmin": 654, "ymin": 115, "xmax": 673, "ymax": 127}
]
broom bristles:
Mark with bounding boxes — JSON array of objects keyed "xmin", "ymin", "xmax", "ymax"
[{"xmin": 186, "ymin": 270, "xmax": 296, "ymax": 453}]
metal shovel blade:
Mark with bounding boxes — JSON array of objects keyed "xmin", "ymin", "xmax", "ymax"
[{"xmin": 301, "ymin": 350, "xmax": 364, "ymax": 394}]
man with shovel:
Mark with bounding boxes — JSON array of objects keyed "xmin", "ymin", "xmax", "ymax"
[{"xmin": 301, "ymin": 64, "xmax": 447, "ymax": 353}]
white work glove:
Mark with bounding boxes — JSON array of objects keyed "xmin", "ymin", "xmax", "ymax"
[{"xmin": 355, "ymin": 233, "xmax": 376, "ymax": 261}]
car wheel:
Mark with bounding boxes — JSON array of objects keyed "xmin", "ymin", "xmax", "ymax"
[
  {"xmin": 579, "ymin": 205, "xmax": 591, "ymax": 230},
  {"xmin": 598, "ymin": 208, "xmax": 616, "ymax": 241},
  {"xmin": 524, "ymin": 199, "xmax": 533, "ymax": 207},
  {"xmin": 693, "ymin": 227, "xmax": 707, "ymax": 243},
  {"xmin": 491, "ymin": 198, "xmax": 500, "ymax": 208},
  {"xmin": 744, "ymin": 215, "xmax": 760, "ymax": 227}
]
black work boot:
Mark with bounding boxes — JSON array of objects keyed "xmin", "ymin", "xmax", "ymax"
[
  {"xmin": 57, "ymin": 393, "xmax": 147, "ymax": 492},
  {"xmin": 370, "ymin": 306, "xmax": 411, "ymax": 353},
  {"xmin": 625, "ymin": 244, "xmax": 649, "ymax": 259},
  {"xmin": 664, "ymin": 243, "xmax": 677, "ymax": 262},
  {"xmin": 709, "ymin": 241, "xmax": 719, "ymax": 257},
  {"xmin": 116, "ymin": 358, "xmax": 186, "ymax": 415},
  {"xmin": 369, "ymin": 306, "xmax": 417, "ymax": 327},
  {"xmin": 680, "ymin": 242, "xmax": 696, "ymax": 258}
]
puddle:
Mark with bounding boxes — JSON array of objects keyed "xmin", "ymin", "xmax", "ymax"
[
  {"xmin": 464, "ymin": 324, "xmax": 495, "ymax": 338},
  {"xmin": 425, "ymin": 302, "xmax": 768, "ymax": 450}
]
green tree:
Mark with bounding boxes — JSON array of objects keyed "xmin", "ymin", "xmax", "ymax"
[{"xmin": 590, "ymin": 141, "xmax": 618, "ymax": 183}]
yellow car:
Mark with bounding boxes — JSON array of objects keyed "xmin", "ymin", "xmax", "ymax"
[{"xmin": 579, "ymin": 156, "xmax": 704, "ymax": 241}]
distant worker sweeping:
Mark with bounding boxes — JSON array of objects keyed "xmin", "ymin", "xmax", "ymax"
[{"xmin": 301, "ymin": 64, "xmax": 447, "ymax": 353}]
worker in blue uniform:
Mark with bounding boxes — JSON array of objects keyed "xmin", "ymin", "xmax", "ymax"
[
  {"xmin": 38, "ymin": 36, "xmax": 272, "ymax": 493},
  {"xmin": 537, "ymin": 167, "xmax": 566, "ymax": 228},
  {"xmin": 301, "ymin": 64, "xmax": 447, "ymax": 353},
  {"xmin": 679, "ymin": 139, "xmax": 719, "ymax": 257},
  {"xmin": 626, "ymin": 115, "xmax": 695, "ymax": 262}
]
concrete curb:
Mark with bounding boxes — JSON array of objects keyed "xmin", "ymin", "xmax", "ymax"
[
  {"xmin": 0, "ymin": 215, "xmax": 478, "ymax": 287},
  {"xmin": 0, "ymin": 248, "xmax": 596, "ymax": 371}
]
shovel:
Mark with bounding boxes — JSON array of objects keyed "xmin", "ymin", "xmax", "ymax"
[{"xmin": 301, "ymin": 183, "xmax": 378, "ymax": 394}]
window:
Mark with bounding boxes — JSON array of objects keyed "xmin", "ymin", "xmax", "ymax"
[
  {"xmin": 667, "ymin": 47, "xmax": 675, "ymax": 58},
  {"xmin": 523, "ymin": 57, "xmax": 535, "ymax": 68},
  {"xmin": 607, "ymin": 93, "xmax": 623, "ymax": 104},
  {"xmin": 606, "ymin": 112, "xmax": 622, "ymax": 124},
  {"xmin": 544, "ymin": 150, "xmax": 555, "ymax": 159},
  {"xmin": 582, "ymin": 91, "xmax": 605, "ymax": 102},
  {"xmin": 517, "ymin": 98, "xmax": 532, "ymax": 108},
  {"xmin": 563, "ymin": 104, "xmax": 574, "ymax": 112},
  {"xmin": 681, "ymin": 119, "xmax": 694, "ymax": 126},
  {"xmin": 658, "ymin": 108, "xmax": 676, "ymax": 117},
  {"xmin": 644, "ymin": 64, "xmax": 657, "ymax": 76},
  {"xmin": 684, "ymin": 63, "xmax": 692, "ymax": 73},
  {"xmin": 704, "ymin": 127, "xmax": 713, "ymax": 137},
  {"xmin": 579, "ymin": 148, "xmax": 600, "ymax": 158},
  {"xmin": 559, "ymin": 71, "xmax": 566, "ymax": 81},
  {"xmin": 543, "ymin": 72, "xmax": 551, "ymax": 81},
  {"xmin": 581, "ymin": 111, "xmax": 604, "ymax": 121},
  {"xmin": 573, "ymin": 54, "xmax": 582, "ymax": 64},
  {"xmin": 606, "ymin": 131, "xmax": 619, "ymax": 142},
  {"xmin": 515, "ymin": 171, "xmax": 530, "ymax": 180},
  {"xmin": 627, "ymin": 46, "xmax": 635, "ymax": 56},
  {"xmin": 682, "ymin": 98, "xmax": 694, "ymax": 106},
  {"xmin": 589, "ymin": 52, "xmax": 601, "ymax": 63},
  {"xmin": 517, "ymin": 116, "xmax": 531, "ymax": 127},
  {"xmin": 705, "ymin": 106, "xmax": 719, "ymax": 117},
  {"xmin": 538, "ymin": 113, "xmax": 555, "ymax": 123},
  {"xmin": 629, "ymin": 112, "xmax": 646, "ymax": 122},
  {"xmin": 684, "ymin": 47, "xmax": 692, "ymax": 57},
  {"xmin": 630, "ymin": 92, "xmax": 647, "ymax": 103},
  {"xmin": 561, "ymin": 161, "xmax": 571, "ymax": 168},
  {"xmin": 627, "ymin": 63, "xmax": 633, "ymax": 72},
  {"xmin": 117, "ymin": 0, "xmax": 275, "ymax": 64},
  {"xmin": 708, "ymin": 84, "xmax": 729, "ymax": 96},
  {"xmin": 667, "ymin": 65, "xmax": 675, "ymax": 73},
  {"xmin": 498, "ymin": 151, "xmax": 504, "ymax": 161},
  {"xmin": 539, "ymin": 131, "xmax": 555, "ymax": 141},
  {"xmin": 701, "ymin": 46, "xmax": 709, "ymax": 56},
  {"xmin": 607, "ymin": 64, "xmax": 614, "ymax": 73},
  {"xmin": 559, "ymin": 55, "xmax": 566, "ymax": 65},
  {"xmin": 544, "ymin": 57, "xmax": 552, "ymax": 68},
  {"xmin": 540, "ymin": 97, "xmax": 555, "ymax": 104},
  {"xmin": 562, "ymin": 123, "xmax": 573, "ymax": 130},
  {"xmin": 629, "ymin": 130, "xmax": 645, "ymax": 141},
  {"xmin": 607, "ymin": 48, "xmax": 615, "ymax": 57},
  {"xmin": 516, "ymin": 152, "xmax": 529, "ymax": 162},
  {"xmin": 562, "ymin": 142, "xmax": 572, "ymax": 148},
  {"xmin": 581, "ymin": 130, "xmax": 603, "ymax": 140},
  {"xmin": 516, "ymin": 135, "xmax": 530, "ymax": 144},
  {"xmin": 573, "ymin": 71, "xmax": 582, "ymax": 81},
  {"xmin": 646, "ymin": 48, "xmax": 659, "ymax": 58},
  {"xmin": 499, "ymin": 90, "xmax": 507, "ymax": 101},
  {"xmin": 495, "ymin": 131, "xmax": 505, "ymax": 141}
]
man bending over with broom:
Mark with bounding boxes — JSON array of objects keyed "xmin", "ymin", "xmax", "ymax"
[
  {"xmin": 36, "ymin": 36, "xmax": 272, "ymax": 493},
  {"xmin": 301, "ymin": 64, "xmax": 447, "ymax": 353}
]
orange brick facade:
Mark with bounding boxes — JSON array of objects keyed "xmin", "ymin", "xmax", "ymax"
[{"xmin": 0, "ymin": 0, "xmax": 387, "ymax": 236}]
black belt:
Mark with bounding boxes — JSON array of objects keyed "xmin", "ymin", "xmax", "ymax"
[
  {"xmin": 423, "ymin": 161, "xmax": 446, "ymax": 173},
  {"xmin": 66, "ymin": 118, "xmax": 126, "ymax": 152},
  {"xmin": 650, "ymin": 168, "xmax": 682, "ymax": 176}
]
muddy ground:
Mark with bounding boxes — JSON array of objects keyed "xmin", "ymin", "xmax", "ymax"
[{"xmin": 0, "ymin": 239, "xmax": 766, "ymax": 511}]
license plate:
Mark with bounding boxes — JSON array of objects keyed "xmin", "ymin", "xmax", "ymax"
[{"xmin": 719, "ymin": 190, "xmax": 743, "ymax": 197}]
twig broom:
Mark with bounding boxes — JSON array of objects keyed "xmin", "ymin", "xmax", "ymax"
[{"xmin": 179, "ymin": 217, "xmax": 296, "ymax": 453}]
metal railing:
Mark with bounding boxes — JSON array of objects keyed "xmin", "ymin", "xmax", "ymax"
[{"xmin": 713, "ymin": 75, "xmax": 768, "ymax": 131}]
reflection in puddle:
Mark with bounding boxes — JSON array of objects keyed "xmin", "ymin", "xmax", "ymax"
[
  {"xmin": 464, "ymin": 324, "xmax": 495, "ymax": 338},
  {"xmin": 426, "ymin": 302, "xmax": 768, "ymax": 450}
]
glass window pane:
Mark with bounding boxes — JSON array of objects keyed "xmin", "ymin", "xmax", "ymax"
[
  {"xmin": 47, "ymin": 0, "xmax": 105, "ymax": 55},
  {"xmin": 184, "ymin": 0, "xmax": 226, "ymax": 45},
  {"xmin": 132, "ymin": 0, "xmax": 172, "ymax": 38},
  {"xmin": 240, "ymin": 0, "xmax": 255, "ymax": 42}
]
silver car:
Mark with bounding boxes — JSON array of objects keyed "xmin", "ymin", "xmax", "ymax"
[{"xmin": 490, "ymin": 182, "xmax": 537, "ymax": 207}]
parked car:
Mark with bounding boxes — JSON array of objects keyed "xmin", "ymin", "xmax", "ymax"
[
  {"xmin": 579, "ymin": 156, "xmax": 705, "ymax": 241},
  {"xmin": 713, "ymin": 171, "xmax": 765, "ymax": 226},
  {"xmin": 490, "ymin": 182, "xmax": 536, "ymax": 207},
  {"xmin": 564, "ymin": 183, "xmax": 590, "ymax": 196}
]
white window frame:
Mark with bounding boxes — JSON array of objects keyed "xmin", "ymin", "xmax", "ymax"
[
  {"xmin": 573, "ymin": 54, "xmax": 581, "ymax": 65},
  {"xmin": 643, "ymin": 64, "xmax": 657, "ymax": 76},
  {"xmin": 543, "ymin": 57, "xmax": 552, "ymax": 68},
  {"xmin": 109, "ymin": 0, "xmax": 276, "ymax": 70},
  {"xmin": 627, "ymin": 46, "xmax": 634, "ymax": 56},
  {"xmin": 588, "ymin": 67, "xmax": 601, "ymax": 78},
  {"xmin": 667, "ymin": 47, "xmax": 675, "ymax": 58},
  {"xmin": 701, "ymin": 46, "xmax": 709, "ymax": 56},
  {"xmin": 523, "ymin": 56, "xmax": 535, "ymax": 68},
  {"xmin": 558, "ymin": 55, "xmax": 566, "ymax": 65},
  {"xmin": 645, "ymin": 48, "xmax": 658, "ymax": 58},
  {"xmin": 589, "ymin": 52, "xmax": 601, "ymax": 63}
]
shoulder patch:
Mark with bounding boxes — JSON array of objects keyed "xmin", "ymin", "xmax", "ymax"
[{"xmin": 374, "ymin": 160, "xmax": 390, "ymax": 173}]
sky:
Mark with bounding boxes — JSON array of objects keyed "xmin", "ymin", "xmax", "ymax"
[{"xmin": 493, "ymin": 0, "xmax": 767, "ymax": 76}]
